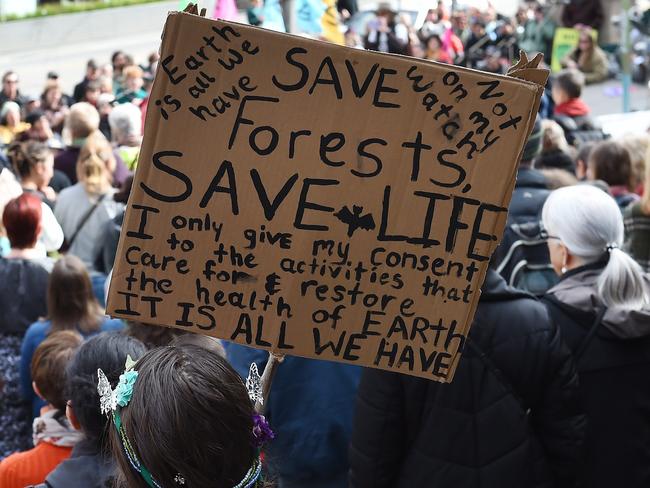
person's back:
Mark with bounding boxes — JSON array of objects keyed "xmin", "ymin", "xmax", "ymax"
[
  {"xmin": 36, "ymin": 332, "xmax": 146, "ymax": 488},
  {"xmin": 0, "ymin": 195, "xmax": 52, "ymax": 458},
  {"xmin": 493, "ymin": 119, "xmax": 557, "ymax": 295},
  {"xmin": 625, "ymin": 200, "xmax": 650, "ymax": 272},
  {"xmin": 0, "ymin": 331, "xmax": 83, "ymax": 488},
  {"xmin": 54, "ymin": 134, "xmax": 123, "ymax": 269},
  {"xmin": 551, "ymin": 69, "xmax": 602, "ymax": 147},
  {"xmin": 20, "ymin": 255, "xmax": 124, "ymax": 417},
  {"xmin": 227, "ymin": 345, "xmax": 360, "ymax": 487},
  {"xmin": 541, "ymin": 185, "xmax": 650, "ymax": 488},
  {"xmin": 349, "ymin": 269, "xmax": 584, "ymax": 488}
]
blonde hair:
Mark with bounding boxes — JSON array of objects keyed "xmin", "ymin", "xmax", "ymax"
[
  {"xmin": 541, "ymin": 119, "xmax": 569, "ymax": 152},
  {"xmin": 123, "ymin": 65, "xmax": 143, "ymax": 80},
  {"xmin": 65, "ymin": 102, "xmax": 100, "ymax": 140},
  {"xmin": 643, "ymin": 144, "xmax": 650, "ymax": 215},
  {"xmin": 620, "ymin": 134, "xmax": 649, "ymax": 191},
  {"xmin": 77, "ymin": 132, "xmax": 114, "ymax": 194}
]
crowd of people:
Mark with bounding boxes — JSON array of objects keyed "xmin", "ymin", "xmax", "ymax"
[
  {"xmin": 1, "ymin": 0, "xmax": 650, "ymax": 487},
  {"xmin": 339, "ymin": 0, "xmax": 610, "ymax": 83}
]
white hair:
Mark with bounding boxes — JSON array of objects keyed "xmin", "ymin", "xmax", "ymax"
[
  {"xmin": 108, "ymin": 103, "xmax": 142, "ymax": 142},
  {"xmin": 542, "ymin": 184, "xmax": 648, "ymax": 309}
]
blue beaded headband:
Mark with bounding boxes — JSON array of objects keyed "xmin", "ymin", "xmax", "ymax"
[{"xmin": 97, "ymin": 356, "xmax": 265, "ymax": 488}]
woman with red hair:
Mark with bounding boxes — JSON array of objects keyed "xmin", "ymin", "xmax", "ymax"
[{"xmin": 0, "ymin": 193, "xmax": 53, "ymax": 459}]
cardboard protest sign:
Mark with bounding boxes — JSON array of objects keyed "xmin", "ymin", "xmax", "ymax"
[{"xmin": 107, "ymin": 11, "xmax": 547, "ymax": 380}]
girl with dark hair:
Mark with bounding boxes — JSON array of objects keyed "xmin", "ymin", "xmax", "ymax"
[
  {"xmin": 36, "ymin": 332, "xmax": 147, "ymax": 488},
  {"xmin": 104, "ymin": 344, "xmax": 270, "ymax": 488},
  {"xmin": 20, "ymin": 255, "xmax": 123, "ymax": 418},
  {"xmin": 424, "ymin": 34, "xmax": 452, "ymax": 63},
  {"xmin": 587, "ymin": 140, "xmax": 639, "ymax": 210}
]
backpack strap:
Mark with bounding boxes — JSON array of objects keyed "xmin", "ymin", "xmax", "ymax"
[
  {"xmin": 65, "ymin": 193, "xmax": 106, "ymax": 249},
  {"xmin": 465, "ymin": 337, "xmax": 528, "ymax": 414},
  {"xmin": 542, "ymin": 295, "xmax": 607, "ymax": 363},
  {"xmin": 574, "ymin": 306, "xmax": 608, "ymax": 362}
]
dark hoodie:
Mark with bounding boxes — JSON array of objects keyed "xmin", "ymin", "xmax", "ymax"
[
  {"xmin": 350, "ymin": 270, "xmax": 584, "ymax": 488},
  {"xmin": 544, "ymin": 262, "xmax": 650, "ymax": 488}
]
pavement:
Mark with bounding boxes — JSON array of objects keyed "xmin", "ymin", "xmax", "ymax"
[
  {"xmin": 1, "ymin": 1, "xmax": 649, "ymax": 118},
  {"xmin": 0, "ymin": 1, "xmax": 245, "ymax": 96}
]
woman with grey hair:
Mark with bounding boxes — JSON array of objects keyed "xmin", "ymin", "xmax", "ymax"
[
  {"xmin": 541, "ymin": 184, "xmax": 650, "ymax": 488},
  {"xmin": 107, "ymin": 102, "xmax": 141, "ymax": 171}
]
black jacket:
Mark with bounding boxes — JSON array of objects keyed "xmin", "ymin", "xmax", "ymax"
[
  {"xmin": 350, "ymin": 270, "xmax": 584, "ymax": 488},
  {"xmin": 492, "ymin": 167, "xmax": 550, "ymax": 269},
  {"xmin": 544, "ymin": 263, "xmax": 650, "ymax": 488}
]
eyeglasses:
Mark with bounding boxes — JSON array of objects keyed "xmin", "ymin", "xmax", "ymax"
[
  {"xmin": 4, "ymin": 79, "xmax": 18, "ymax": 84},
  {"xmin": 538, "ymin": 221, "xmax": 561, "ymax": 241}
]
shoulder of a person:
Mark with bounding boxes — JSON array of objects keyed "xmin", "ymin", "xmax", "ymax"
[
  {"xmin": 624, "ymin": 201, "xmax": 644, "ymax": 217},
  {"xmin": 99, "ymin": 318, "xmax": 124, "ymax": 331},
  {"xmin": 483, "ymin": 293, "xmax": 552, "ymax": 334},
  {"xmin": 56, "ymin": 183, "xmax": 84, "ymax": 202},
  {"xmin": 26, "ymin": 319, "xmax": 52, "ymax": 338}
]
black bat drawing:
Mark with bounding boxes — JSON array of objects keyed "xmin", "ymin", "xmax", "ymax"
[{"xmin": 334, "ymin": 205, "xmax": 376, "ymax": 237}]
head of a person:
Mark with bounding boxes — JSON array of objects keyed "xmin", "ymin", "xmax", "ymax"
[
  {"xmin": 114, "ymin": 173, "xmax": 133, "ymax": 204},
  {"xmin": 552, "ymin": 69, "xmax": 584, "ymax": 105},
  {"xmin": 77, "ymin": 131, "xmax": 115, "ymax": 193},
  {"xmin": 48, "ymin": 255, "xmax": 102, "ymax": 333},
  {"xmin": 542, "ymin": 185, "xmax": 648, "ymax": 309},
  {"xmin": 65, "ymin": 333, "xmax": 147, "ymax": 443},
  {"xmin": 541, "ymin": 119, "xmax": 569, "ymax": 152},
  {"xmin": 642, "ymin": 144, "xmax": 650, "ymax": 214},
  {"xmin": 2, "ymin": 193, "xmax": 41, "ymax": 250},
  {"xmin": 471, "ymin": 19, "xmax": 486, "ymax": 35},
  {"xmin": 520, "ymin": 115, "xmax": 542, "ymax": 167},
  {"xmin": 2, "ymin": 71, "xmax": 19, "ymax": 98},
  {"xmin": 170, "ymin": 332, "xmax": 226, "ymax": 357},
  {"xmin": 426, "ymin": 34, "xmax": 443, "ymax": 52},
  {"xmin": 84, "ymin": 81, "xmax": 101, "ymax": 106},
  {"xmin": 575, "ymin": 140, "xmax": 596, "ymax": 180},
  {"xmin": 108, "ymin": 103, "xmax": 142, "ymax": 145},
  {"xmin": 578, "ymin": 30, "xmax": 595, "ymax": 53},
  {"xmin": 587, "ymin": 140, "xmax": 633, "ymax": 190},
  {"xmin": 1, "ymin": 101, "xmax": 21, "ymax": 127},
  {"xmin": 124, "ymin": 320, "xmax": 185, "ymax": 349},
  {"xmin": 147, "ymin": 52, "xmax": 160, "ymax": 72},
  {"xmin": 534, "ymin": 4, "xmax": 545, "ymax": 21},
  {"xmin": 619, "ymin": 134, "xmax": 649, "ymax": 191},
  {"xmin": 109, "ymin": 344, "xmax": 260, "ymax": 488},
  {"xmin": 86, "ymin": 59, "xmax": 99, "ymax": 81},
  {"xmin": 100, "ymin": 63, "xmax": 114, "ymax": 80},
  {"xmin": 66, "ymin": 102, "xmax": 100, "ymax": 141},
  {"xmin": 97, "ymin": 93, "xmax": 116, "ymax": 117},
  {"xmin": 25, "ymin": 111, "xmax": 52, "ymax": 142},
  {"xmin": 123, "ymin": 66, "xmax": 144, "ymax": 92},
  {"xmin": 111, "ymin": 51, "xmax": 128, "ymax": 72},
  {"xmin": 32, "ymin": 330, "xmax": 83, "ymax": 411},
  {"xmin": 8, "ymin": 140, "xmax": 53, "ymax": 187},
  {"xmin": 42, "ymin": 81, "xmax": 63, "ymax": 109},
  {"xmin": 98, "ymin": 76, "xmax": 113, "ymax": 95}
]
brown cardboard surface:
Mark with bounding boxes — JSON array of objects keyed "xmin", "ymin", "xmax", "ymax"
[{"xmin": 107, "ymin": 11, "xmax": 548, "ymax": 381}]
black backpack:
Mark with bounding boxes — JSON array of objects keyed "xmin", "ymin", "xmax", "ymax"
[{"xmin": 496, "ymin": 221, "xmax": 559, "ymax": 296}]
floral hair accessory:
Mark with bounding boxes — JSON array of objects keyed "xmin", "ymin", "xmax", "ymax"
[
  {"xmin": 97, "ymin": 354, "xmax": 264, "ymax": 488},
  {"xmin": 252, "ymin": 413, "xmax": 275, "ymax": 447}
]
